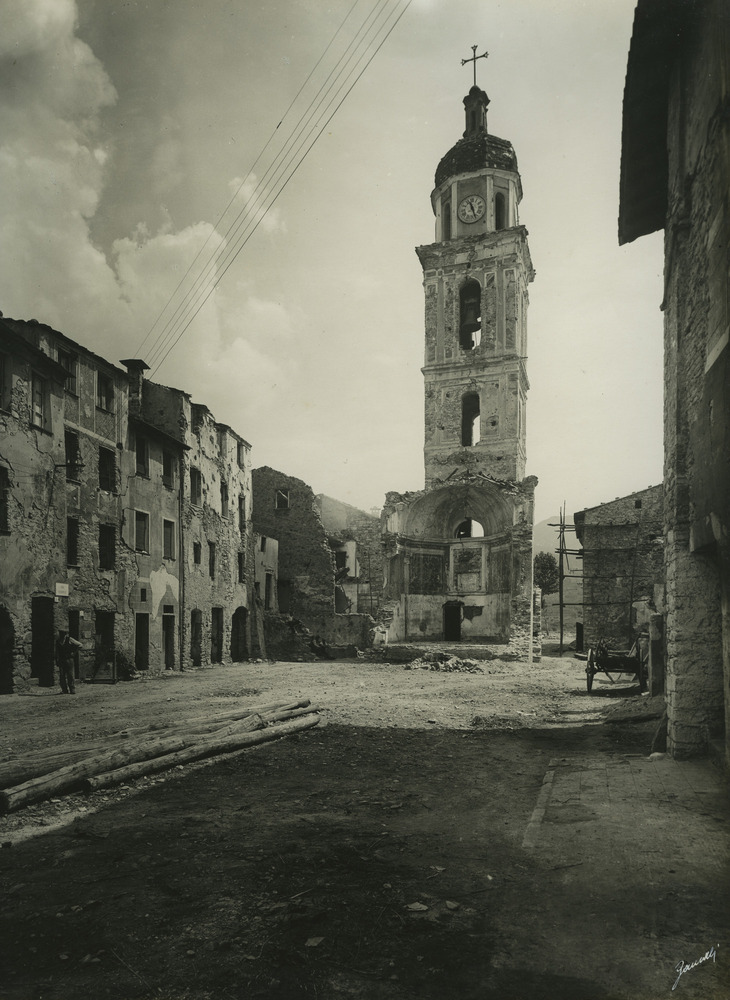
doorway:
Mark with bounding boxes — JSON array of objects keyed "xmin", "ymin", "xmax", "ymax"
[
  {"xmin": 211, "ymin": 607, "xmax": 223, "ymax": 664},
  {"xmin": 31, "ymin": 596, "xmax": 55, "ymax": 686},
  {"xmin": 0, "ymin": 607, "xmax": 15, "ymax": 694},
  {"xmin": 162, "ymin": 608, "xmax": 175, "ymax": 670},
  {"xmin": 443, "ymin": 602, "xmax": 462, "ymax": 642},
  {"xmin": 135, "ymin": 613, "xmax": 149, "ymax": 671},
  {"xmin": 231, "ymin": 607, "xmax": 248, "ymax": 662},
  {"xmin": 190, "ymin": 609, "xmax": 202, "ymax": 666}
]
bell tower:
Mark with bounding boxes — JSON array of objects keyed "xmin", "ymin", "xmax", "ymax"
[
  {"xmin": 417, "ymin": 71, "xmax": 534, "ymax": 486},
  {"xmin": 381, "ymin": 52, "xmax": 537, "ymax": 658}
]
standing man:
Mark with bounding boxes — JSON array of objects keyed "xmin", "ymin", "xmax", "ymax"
[{"xmin": 55, "ymin": 629, "xmax": 81, "ymax": 694}]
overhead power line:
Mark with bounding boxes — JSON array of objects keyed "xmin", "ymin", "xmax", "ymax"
[{"xmin": 137, "ymin": 0, "xmax": 412, "ymax": 377}]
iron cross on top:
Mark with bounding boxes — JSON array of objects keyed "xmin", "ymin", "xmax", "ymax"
[{"xmin": 461, "ymin": 44, "xmax": 488, "ymax": 87}]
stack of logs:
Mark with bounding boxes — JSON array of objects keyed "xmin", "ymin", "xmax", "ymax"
[{"xmin": 0, "ymin": 699, "xmax": 320, "ymax": 814}]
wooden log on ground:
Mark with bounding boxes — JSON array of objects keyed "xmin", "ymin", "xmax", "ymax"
[
  {"xmin": 0, "ymin": 735, "xmax": 189, "ymax": 814},
  {"xmin": 83, "ymin": 714, "xmax": 320, "ymax": 792}
]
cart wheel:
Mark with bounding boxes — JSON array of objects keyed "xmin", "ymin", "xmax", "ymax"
[{"xmin": 586, "ymin": 648, "xmax": 596, "ymax": 693}]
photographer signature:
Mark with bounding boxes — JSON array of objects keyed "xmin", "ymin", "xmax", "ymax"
[{"xmin": 672, "ymin": 944, "xmax": 718, "ymax": 990}]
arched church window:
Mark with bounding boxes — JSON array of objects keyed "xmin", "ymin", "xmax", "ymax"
[
  {"xmin": 461, "ymin": 392, "xmax": 481, "ymax": 447},
  {"xmin": 455, "ymin": 517, "xmax": 485, "ymax": 538},
  {"xmin": 459, "ymin": 280, "xmax": 481, "ymax": 350},
  {"xmin": 495, "ymin": 192, "xmax": 506, "ymax": 230},
  {"xmin": 442, "ymin": 202, "xmax": 451, "ymax": 240}
]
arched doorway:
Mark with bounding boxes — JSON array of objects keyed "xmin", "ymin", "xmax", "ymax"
[
  {"xmin": 231, "ymin": 607, "xmax": 248, "ymax": 662},
  {"xmin": 0, "ymin": 607, "xmax": 15, "ymax": 694}
]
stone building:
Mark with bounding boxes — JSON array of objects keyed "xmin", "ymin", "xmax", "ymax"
[
  {"xmin": 381, "ymin": 82, "xmax": 537, "ymax": 657},
  {"xmin": 251, "ymin": 467, "xmax": 372, "ymax": 653},
  {"xmin": 574, "ymin": 485, "xmax": 664, "ymax": 649},
  {"xmin": 619, "ymin": 0, "xmax": 729, "ymax": 760},
  {"xmin": 315, "ymin": 494, "xmax": 383, "ymax": 616},
  {"xmin": 0, "ymin": 316, "xmax": 256, "ymax": 690},
  {"xmin": 0, "ymin": 320, "xmax": 68, "ymax": 691},
  {"xmin": 134, "ymin": 381, "xmax": 254, "ymax": 669}
]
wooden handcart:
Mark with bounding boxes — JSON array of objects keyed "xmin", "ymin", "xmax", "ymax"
[{"xmin": 585, "ymin": 636, "xmax": 648, "ymax": 694}]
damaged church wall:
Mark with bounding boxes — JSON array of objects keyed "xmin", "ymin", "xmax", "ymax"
[{"xmin": 381, "ymin": 474, "xmax": 536, "ymax": 659}]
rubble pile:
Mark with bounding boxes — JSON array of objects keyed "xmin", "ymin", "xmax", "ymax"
[{"xmin": 405, "ymin": 651, "xmax": 484, "ymax": 674}]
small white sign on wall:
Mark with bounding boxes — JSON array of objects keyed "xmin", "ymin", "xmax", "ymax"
[{"xmin": 55, "ymin": 583, "xmax": 69, "ymax": 597}]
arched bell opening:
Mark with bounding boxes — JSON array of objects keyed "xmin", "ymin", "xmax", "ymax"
[
  {"xmin": 459, "ymin": 280, "xmax": 482, "ymax": 350},
  {"xmin": 454, "ymin": 517, "xmax": 485, "ymax": 539},
  {"xmin": 495, "ymin": 191, "xmax": 506, "ymax": 230},
  {"xmin": 461, "ymin": 392, "xmax": 481, "ymax": 447}
]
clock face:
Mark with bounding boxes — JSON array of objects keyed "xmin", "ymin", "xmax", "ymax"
[{"xmin": 458, "ymin": 195, "xmax": 486, "ymax": 223}]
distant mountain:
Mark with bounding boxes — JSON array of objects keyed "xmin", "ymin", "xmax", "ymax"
[{"xmin": 532, "ymin": 514, "xmax": 570, "ymax": 556}]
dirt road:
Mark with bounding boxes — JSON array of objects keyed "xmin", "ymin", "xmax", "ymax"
[{"xmin": 1, "ymin": 654, "xmax": 724, "ymax": 1000}]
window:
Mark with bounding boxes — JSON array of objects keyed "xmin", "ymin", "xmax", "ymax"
[
  {"xmin": 0, "ymin": 467, "xmax": 10, "ymax": 532},
  {"xmin": 67, "ymin": 517, "xmax": 79, "ymax": 565},
  {"xmin": 190, "ymin": 468, "xmax": 202, "ymax": 506},
  {"xmin": 99, "ymin": 524, "xmax": 116, "ymax": 570},
  {"xmin": 221, "ymin": 481, "xmax": 229, "ymax": 518},
  {"xmin": 264, "ymin": 573, "xmax": 274, "ymax": 610},
  {"xmin": 57, "ymin": 349, "xmax": 77, "ymax": 394},
  {"xmin": 98, "ymin": 447, "xmax": 116, "ymax": 492},
  {"xmin": 442, "ymin": 202, "xmax": 451, "ymax": 240},
  {"xmin": 135, "ymin": 434, "xmax": 149, "ymax": 477},
  {"xmin": 461, "ymin": 393, "xmax": 481, "ymax": 447},
  {"xmin": 65, "ymin": 431, "xmax": 81, "ymax": 481},
  {"xmin": 237, "ymin": 551, "xmax": 245, "ymax": 583},
  {"xmin": 260, "ymin": 535, "xmax": 267, "ymax": 552},
  {"xmin": 193, "ymin": 541, "xmax": 201, "ymax": 564},
  {"xmin": 275, "ymin": 488, "xmax": 290, "ymax": 510},
  {"xmin": 238, "ymin": 495, "xmax": 246, "ymax": 532},
  {"xmin": 96, "ymin": 372, "xmax": 114, "ymax": 411},
  {"xmin": 208, "ymin": 541, "xmax": 216, "ymax": 579},
  {"xmin": 162, "ymin": 450, "xmax": 175, "ymax": 488},
  {"xmin": 459, "ymin": 280, "xmax": 482, "ymax": 350},
  {"xmin": 495, "ymin": 191, "xmax": 506, "ymax": 230},
  {"xmin": 237, "ymin": 441, "xmax": 246, "ymax": 468},
  {"xmin": 135, "ymin": 511, "xmax": 149, "ymax": 553},
  {"xmin": 335, "ymin": 550, "xmax": 347, "ymax": 572},
  {"xmin": 163, "ymin": 519, "xmax": 175, "ymax": 560},
  {"xmin": 30, "ymin": 372, "xmax": 47, "ymax": 429}
]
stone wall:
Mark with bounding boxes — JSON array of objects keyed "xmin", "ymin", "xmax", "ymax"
[
  {"xmin": 252, "ymin": 467, "xmax": 372, "ymax": 651},
  {"xmin": 574, "ymin": 485, "xmax": 664, "ymax": 649}
]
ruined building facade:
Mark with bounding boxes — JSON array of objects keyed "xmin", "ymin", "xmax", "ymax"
[
  {"xmin": 382, "ymin": 84, "xmax": 537, "ymax": 656},
  {"xmin": 0, "ymin": 317, "xmax": 257, "ymax": 691},
  {"xmin": 574, "ymin": 485, "xmax": 665, "ymax": 649},
  {"xmin": 620, "ymin": 0, "xmax": 729, "ymax": 761}
]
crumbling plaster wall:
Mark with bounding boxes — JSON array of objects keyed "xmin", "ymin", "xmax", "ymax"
[
  {"xmin": 180, "ymin": 402, "xmax": 253, "ymax": 668},
  {"xmin": 0, "ymin": 343, "xmax": 67, "ymax": 690}
]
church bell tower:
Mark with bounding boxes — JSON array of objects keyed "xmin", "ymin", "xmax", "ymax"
[
  {"xmin": 418, "ymin": 78, "xmax": 534, "ymax": 485},
  {"xmin": 381, "ymin": 53, "xmax": 537, "ymax": 657}
]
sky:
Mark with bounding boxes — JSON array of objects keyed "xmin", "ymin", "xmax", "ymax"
[{"xmin": 0, "ymin": 0, "xmax": 665, "ymax": 524}]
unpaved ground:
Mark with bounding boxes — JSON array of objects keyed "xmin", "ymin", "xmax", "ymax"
[{"xmin": 2, "ymin": 653, "xmax": 721, "ymax": 1000}]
